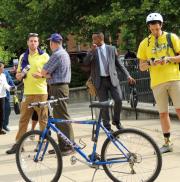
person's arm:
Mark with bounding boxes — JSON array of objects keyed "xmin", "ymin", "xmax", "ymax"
[
  {"xmin": 41, "ymin": 69, "xmax": 51, "ymax": 78},
  {"xmin": 82, "ymin": 44, "xmax": 97, "ymax": 66},
  {"xmin": 115, "ymin": 49, "xmax": 130, "ymax": 77},
  {"xmin": 139, "ymin": 60, "xmax": 150, "ymax": 71},
  {"xmin": 3, "ymin": 74, "xmax": 11, "ymax": 91},
  {"xmin": 166, "ymin": 53, "xmax": 180, "ymax": 63},
  {"xmin": 16, "ymin": 54, "xmax": 24, "ymax": 81},
  {"xmin": 115, "ymin": 48, "xmax": 135, "ymax": 84},
  {"xmin": 32, "ymin": 70, "xmax": 51, "ymax": 79},
  {"xmin": 41, "ymin": 54, "xmax": 59, "ymax": 78},
  {"xmin": 5, "ymin": 70, "xmax": 15, "ymax": 86}
]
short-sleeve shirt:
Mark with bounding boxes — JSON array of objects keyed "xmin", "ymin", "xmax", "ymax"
[
  {"xmin": 43, "ymin": 47, "xmax": 71, "ymax": 85},
  {"xmin": 137, "ymin": 31, "xmax": 180, "ymax": 88},
  {"xmin": 18, "ymin": 51, "xmax": 49, "ymax": 95}
]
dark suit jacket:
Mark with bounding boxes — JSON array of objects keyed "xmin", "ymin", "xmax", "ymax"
[{"xmin": 83, "ymin": 44, "xmax": 130, "ymax": 89}]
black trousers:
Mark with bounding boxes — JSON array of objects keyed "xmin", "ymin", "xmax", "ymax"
[
  {"xmin": 0, "ymin": 98, "xmax": 5, "ymax": 130},
  {"xmin": 49, "ymin": 84, "xmax": 74, "ymax": 151},
  {"xmin": 97, "ymin": 77, "xmax": 122, "ymax": 129}
]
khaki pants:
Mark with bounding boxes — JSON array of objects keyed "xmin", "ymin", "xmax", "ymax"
[
  {"xmin": 16, "ymin": 94, "xmax": 48, "ymax": 141},
  {"xmin": 49, "ymin": 84, "xmax": 74, "ymax": 151}
]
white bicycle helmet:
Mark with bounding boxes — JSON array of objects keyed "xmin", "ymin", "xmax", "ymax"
[{"xmin": 146, "ymin": 13, "xmax": 163, "ymax": 24}]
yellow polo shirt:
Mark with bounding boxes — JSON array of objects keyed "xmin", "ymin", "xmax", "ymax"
[
  {"xmin": 137, "ymin": 32, "xmax": 180, "ymax": 88},
  {"xmin": 18, "ymin": 51, "xmax": 49, "ymax": 95}
]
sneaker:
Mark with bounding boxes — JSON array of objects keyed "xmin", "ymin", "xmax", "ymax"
[
  {"xmin": 6, "ymin": 144, "xmax": 18, "ymax": 154},
  {"xmin": 0, "ymin": 130, "xmax": 6, "ymax": 135},
  {"xmin": 160, "ymin": 143, "xmax": 173, "ymax": 154}
]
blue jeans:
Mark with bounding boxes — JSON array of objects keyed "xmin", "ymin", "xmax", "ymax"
[
  {"xmin": 3, "ymin": 97, "xmax": 11, "ymax": 128},
  {"xmin": 0, "ymin": 98, "xmax": 5, "ymax": 130}
]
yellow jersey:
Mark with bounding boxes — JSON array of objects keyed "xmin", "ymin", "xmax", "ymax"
[
  {"xmin": 137, "ymin": 31, "xmax": 180, "ymax": 88},
  {"xmin": 18, "ymin": 51, "xmax": 49, "ymax": 95}
]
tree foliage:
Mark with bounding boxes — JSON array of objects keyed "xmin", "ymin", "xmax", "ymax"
[{"xmin": 0, "ymin": 0, "xmax": 179, "ymax": 60}]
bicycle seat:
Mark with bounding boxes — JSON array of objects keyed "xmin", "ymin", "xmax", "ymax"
[{"xmin": 89, "ymin": 100, "xmax": 114, "ymax": 108}]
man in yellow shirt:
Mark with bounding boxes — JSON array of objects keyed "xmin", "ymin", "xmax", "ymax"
[
  {"xmin": 137, "ymin": 13, "xmax": 180, "ymax": 153},
  {"xmin": 6, "ymin": 33, "xmax": 49, "ymax": 154}
]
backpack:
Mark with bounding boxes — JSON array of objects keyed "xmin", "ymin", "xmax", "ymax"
[{"xmin": 166, "ymin": 33, "xmax": 180, "ymax": 70}]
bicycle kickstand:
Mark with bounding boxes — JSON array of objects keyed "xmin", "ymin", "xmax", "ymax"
[{"xmin": 91, "ymin": 168, "xmax": 98, "ymax": 182}]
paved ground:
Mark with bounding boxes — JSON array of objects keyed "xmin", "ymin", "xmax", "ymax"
[{"xmin": 0, "ymin": 102, "xmax": 180, "ymax": 182}]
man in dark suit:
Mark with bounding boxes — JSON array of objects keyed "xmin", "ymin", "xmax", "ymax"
[{"xmin": 84, "ymin": 32, "xmax": 135, "ymax": 131}]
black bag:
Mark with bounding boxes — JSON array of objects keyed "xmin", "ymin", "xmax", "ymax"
[
  {"xmin": 13, "ymin": 95, "xmax": 20, "ymax": 114},
  {"xmin": 129, "ymin": 85, "xmax": 138, "ymax": 109}
]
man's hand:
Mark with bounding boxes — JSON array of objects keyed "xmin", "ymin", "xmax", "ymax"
[
  {"xmin": 149, "ymin": 57, "xmax": 170, "ymax": 65},
  {"xmin": 127, "ymin": 76, "xmax": 136, "ymax": 85},
  {"xmin": 139, "ymin": 61, "xmax": 150, "ymax": 71},
  {"xmin": 41, "ymin": 69, "xmax": 51, "ymax": 78},
  {"xmin": 16, "ymin": 73, "xmax": 23, "ymax": 81},
  {"xmin": 91, "ymin": 44, "xmax": 97, "ymax": 52},
  {"xmin": 32, "ymin": 71, "xmax": 43, "ymax": 79}
]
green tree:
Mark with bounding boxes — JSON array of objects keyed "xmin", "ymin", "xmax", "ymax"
[{"xmin": 0, "ymin": 0, "xmax": 179, "ymax": 77}]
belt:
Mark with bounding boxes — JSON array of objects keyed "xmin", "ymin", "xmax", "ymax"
[
  {"xmin": 100, "ymin": 76, "xmax": 110, "ymax": 78},
  {"xmin": 50, "ymin": 83, "xmax": 69, "ymax": 86}
]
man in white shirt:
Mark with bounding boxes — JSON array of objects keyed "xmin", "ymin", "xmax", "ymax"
[{"xmin": 0, "ymin": 62, "xmax": 11, "ymax": 135}]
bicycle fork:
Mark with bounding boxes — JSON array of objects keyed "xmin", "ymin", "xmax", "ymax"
[{"xmin": 34, "ymin": 128, "xmax": 49, "ymax": 162}]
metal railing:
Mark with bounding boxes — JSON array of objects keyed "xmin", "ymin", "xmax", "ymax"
[{"xmin": 118, "ymin": 58, "xmax": 155, "ymax": 105}]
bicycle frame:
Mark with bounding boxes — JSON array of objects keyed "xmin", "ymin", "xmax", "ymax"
[{"xmin": 34, "ymin": 107, "xmax": 131, "ymax": 166}]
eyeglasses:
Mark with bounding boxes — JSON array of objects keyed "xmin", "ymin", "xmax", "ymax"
[{"xmin": 28, "ymin": 33, "xmax": 39, "ymax": 38}]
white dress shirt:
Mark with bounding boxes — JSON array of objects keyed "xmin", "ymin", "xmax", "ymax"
[
  {"xmin": 97, "ymin": 43, "xmax": 109, "ymax": 76},
  {"xmin": 0, "ymin": 73, "xmax": 10, "ymax": 98}
]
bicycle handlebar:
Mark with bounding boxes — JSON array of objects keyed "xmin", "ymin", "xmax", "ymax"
[{"xmin": 28, "ymin": 97, "xmax": 69, "ymax": 108}]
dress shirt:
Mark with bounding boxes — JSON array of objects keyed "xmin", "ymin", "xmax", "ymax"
[{"xmin": 97, "ymin": 44, "xmax": 109, "ymax": 76}]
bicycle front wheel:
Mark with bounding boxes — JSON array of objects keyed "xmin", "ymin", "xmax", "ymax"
[
  {"xmin": 101, "ymin": 128, "xmax": 162, "ymax": 182},
  {"xmin": 16, "ymin": 130, "xmax": 62, "ymax": 182}
]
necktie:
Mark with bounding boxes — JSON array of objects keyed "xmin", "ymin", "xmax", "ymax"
[{"xmin": 99, "ymin": 47, "xmax": 109, "ymax": 75}]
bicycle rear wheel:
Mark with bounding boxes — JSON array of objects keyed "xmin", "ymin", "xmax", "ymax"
[
  {"xmin": 16, "ymin": 130, "xmax": 62, "ymax": 182},
  {"xmin": 101, "ymin": 128, "xmax": 162, "ymax": 182}
]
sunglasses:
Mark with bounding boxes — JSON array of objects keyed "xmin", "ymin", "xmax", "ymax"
[{"xmin": 28, "ymin": 33, "xmax": 39, "ymax": 38}]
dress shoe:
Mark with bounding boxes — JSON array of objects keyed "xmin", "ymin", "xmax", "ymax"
[
  {"xmin": 6, "ymin": 144, "xmax": 18, "ymax": 154},
  {"xmin": 0, "ymin": 130, "xmax": 6, "ymax": 135},
  {"xmin": 112, "ymin": 121, "xmax": 124, "ymax": 130},
  {"xmin": 3, "ymin": 126, "xmax": 10, "ymax": 132}
]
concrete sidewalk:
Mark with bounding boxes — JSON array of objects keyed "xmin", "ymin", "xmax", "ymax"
[{"xmin": 0, "ymin": 102, "xmax": 180, "ymax": 182}]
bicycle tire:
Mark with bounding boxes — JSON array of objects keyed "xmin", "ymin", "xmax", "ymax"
[
  {"xmin": 101, "ymin": 128, "xmax": 162, "ymax": 182},
  {"xmin": 16, "ymin": 130, "xmax": 62, "ymax": 182}
]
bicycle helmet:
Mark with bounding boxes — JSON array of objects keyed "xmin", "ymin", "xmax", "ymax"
[{"xmin": 146, "ymin": 13, "xmax": 163, "ymax": 24}]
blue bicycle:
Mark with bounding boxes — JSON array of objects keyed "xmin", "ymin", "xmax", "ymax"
[{"xmin": 16, "ymin": 98, "xmax": 162, "ymax": 182}]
